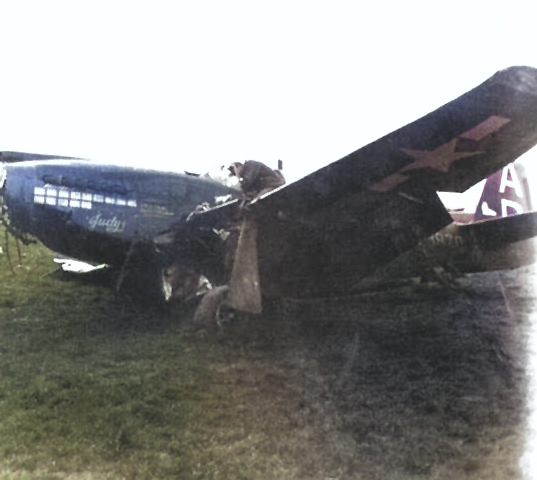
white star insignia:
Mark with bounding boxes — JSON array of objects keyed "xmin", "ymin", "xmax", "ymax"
[{"xmin": 400, "ymin": 139, "xmax": 484, "ymax": 173}]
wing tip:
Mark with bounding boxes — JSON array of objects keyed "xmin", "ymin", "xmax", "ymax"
[{"xmin": 491, "ymin": 65, "xmax": 537, "ymax": 96}]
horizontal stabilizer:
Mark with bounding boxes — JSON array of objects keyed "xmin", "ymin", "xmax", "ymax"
[{"xmin": 459, "ymin": 211, "xmax": 537, "ymax": 248}]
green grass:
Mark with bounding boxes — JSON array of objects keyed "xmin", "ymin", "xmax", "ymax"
[
  {"xmin": 1, "ymin": 228, "xmax": 348, "ymax": 480},
  {"xmin": 2, "ymin": 227, "xmax": 532, "ymax": 479},
  {"xmin": 0, "ymin": 230, "xmax": 303, "ymax": 480}
]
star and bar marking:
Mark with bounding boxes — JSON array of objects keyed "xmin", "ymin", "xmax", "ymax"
[{"xmin": 369, "ymin": 115, "xmax": 511, "ymax": 192}]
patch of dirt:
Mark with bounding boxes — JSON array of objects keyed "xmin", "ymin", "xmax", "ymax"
[{"xmin": 241, "ymin": 267, "xmax": 535, "ymax": 479}]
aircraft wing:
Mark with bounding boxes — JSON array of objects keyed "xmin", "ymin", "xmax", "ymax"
[
  {"xmin": 0, "ymin": 152, "xmax": 85, "ymax": 163},
  {"xmin": 185, "ymin": 66, "xmax": 537, "ymax": 299}
]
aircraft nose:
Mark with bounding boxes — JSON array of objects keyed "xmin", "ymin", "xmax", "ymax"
[
  {"xmin": 0, "ymin": 162, "xmax": 6, "ymax": 192},
  {"xmin": 0, "ymin": 162, "xmax": 6, "ymax": 209},
  {"xmin": 1, "ymin": 164, "xmax": 7, "ymax": 234}
]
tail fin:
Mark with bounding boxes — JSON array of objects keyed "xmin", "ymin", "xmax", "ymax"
[{"xmin": 474, "ymin": 162, "xmax": 532, "ymax": 221}]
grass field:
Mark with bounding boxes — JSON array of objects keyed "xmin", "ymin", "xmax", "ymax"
[
  {"xmin": 1, "ymin": 226, "xmax": 535, "ymax": 479},
  {"xmin": 0, "ymin": 232, "xmax": 312, "ymax": 479}
]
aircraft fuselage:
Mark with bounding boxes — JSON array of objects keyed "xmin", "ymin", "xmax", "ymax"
[{"xmin": 3, "ymin": 160, "xmax": 239, "ymax": 266}]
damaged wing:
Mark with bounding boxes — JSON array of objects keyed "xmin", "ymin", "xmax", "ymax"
[{"xmin": 187, "ymin": 66, "xmax": 537, "ymax": 299}]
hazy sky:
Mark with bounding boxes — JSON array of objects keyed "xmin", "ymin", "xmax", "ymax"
[{"xmin": 1, "ymin": 1, "xmax": 537, "ymax": 184}]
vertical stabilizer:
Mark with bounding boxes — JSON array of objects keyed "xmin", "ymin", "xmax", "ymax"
[{"xmin": 474, "ymin": 162, "xmax": 532, "ymax": 221}]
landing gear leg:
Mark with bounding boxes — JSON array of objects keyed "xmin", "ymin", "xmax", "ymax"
[{"xmin": 115, "ymin": 242, "xmax": 168, "ymax": 308}]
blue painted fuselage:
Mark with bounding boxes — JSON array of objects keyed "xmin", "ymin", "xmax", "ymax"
[{"xmin": 3, "ymin": 160, "xmax": 239, "ymax": 266}]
